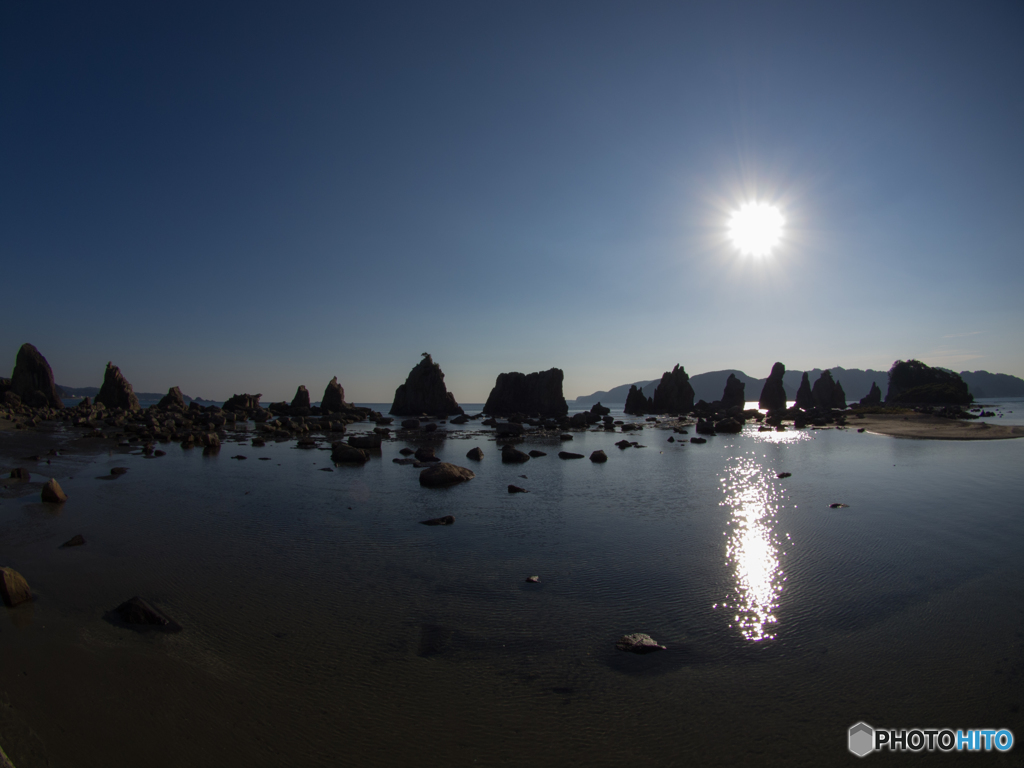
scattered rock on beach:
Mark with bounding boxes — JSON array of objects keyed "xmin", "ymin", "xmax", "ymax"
[
  {"xmin": 9, "ymin": 468, "xmax": 29, "ymax": 481},
  {"xmin": 689, "ymin": 437, "xmax": 706, "ymax": 444},
  {"xmin": 466, "ymin": 447, "xmax": 484, "ymax": 461},
  {"xmin": 558, "ymin": 451, "xmax": 584, "ymax": 460},
  {"xmin": 61, "ymin": 534, "xmax": 86, "ymax": 548},
  {"xmin": 419, "ymin": 463, "xmax": 475, "ymax": 488},
  {"xmin": 331, "ymin": 442, "xmax": 370, "ymax": 464},
  {"xmin": 112, "ymin": 596, "xmax": 182, "ymax": 631},
  {"xmin": 420, "ymin": 515, "xmax": 455, "ymax": 526},
  {"xmin": 110, "ymin": 467, "xmax": 129, "ymax": 476},
  {"xmin": 414, "ymin": 447, "xmax": 439, "ymax": 462},
  {"xmin": 615, "ymin": 633, "xmax": 666, "ymax": 654},
  {"xmin": 0, "ymin": 567, "xmax": 33, "ymax": 607},
  {"xmin": 41, "ymin": 478, "xmax": 67, "ymax": 503},
  {"xmin": 590, "ymin": 450, "xmax": 608, "ymax": 463}
]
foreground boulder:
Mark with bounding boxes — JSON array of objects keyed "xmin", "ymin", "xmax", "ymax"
[
  {"xmin": 41, "ymin": 478, "xmax": 67, "ymax": 503},
  {"xmin": 391, "ymin": 354, "xmax": 463, "ymax": 416},
  {"xmin": 111, "ymin": 597, "xmax": 182, "ymax": 631},
  {"xmin": 589, "ymin": 450, "xmax": 608, "ymax": 463},
  {"xmin": 483, "ymin": 368, "xmax": 568, "ymax": 417},
  {"xmin": 331, "ymin": 442, "xmax": 369, "ymax": 464},
  {"xmin": 721, "ymin": 373, "xmax": 746, "ymax": 410},
  {"xmin": 466, "ymin": 447, "xmax": 484, "ymax": 461},
  {"xmin": 758, "ymin": 362, "xmax": 788, "ymax": 411},
  {"xmin": 419, "ymin": 462, "xmax": 475, "ymax": 488},
  {"xmin": 615, "ymin": 633, "xmax": 666, "ymax": 654},
  {"xmin": 157, "ymin": 386, "xmax": 186, "ymax": 409},
  {"xmin": 500, "ymin": 445, "xmax": 530, "ymax": 464},
  {"xmin": 10, "ymin": 343, "xmax": 63, "ymax": 408},
  {"xmin": 95, "ymin": 362, "xmax": 140, "ymax": 411},
  {"xmin": 885, "ymin": 360, "xmax": 972, "ymax": 405},
  {"xmin": 0, "ymin": 567, "xmax": 32, "ymax": 607}
]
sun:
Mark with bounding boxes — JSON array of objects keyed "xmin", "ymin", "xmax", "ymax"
[{"xmin": 729, "ymin": 203, "xmax": 784, "ymax": 257}]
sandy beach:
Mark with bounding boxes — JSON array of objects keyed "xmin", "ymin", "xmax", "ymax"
[{"xmin": 853, "ymin": 412, "xmax": 1024, "ymax": 440}]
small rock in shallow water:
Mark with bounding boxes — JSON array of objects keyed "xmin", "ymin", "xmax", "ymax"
[
  {"xmin": 857, "ymin": 428, "xmax": 866, "ymax": 433},
  {"xmin": 558, "ymin": 451, "xmax": 584, "ymax": 460},
  {"xmin": 590, "ymin": 450, "xmax": 608, "ymax": 463},
  {"xmin": 61, "ymin": 534, "xmax": 86, "ymax": 548},
  {"xmin": 319, "ymin": 467, "xmax": 333, "ymax": 472},
  {"xmin": 615, "ymin": 633, "xmax": 666, "ymax": 654},
  {"xmin": 399, "ymin": 448, "xmax": 415, "ymax": 456},
  {"xmin": 0, "ymin": 567, "xmax": 33, "ymax": 607},
  {"xmin": 466, "ymin": 447, "xmax": 484, "ymax": 461},
  {"xmin": 508, "ymin": 485, "xmax": 528, "ymax": 493},
  {"xmin": 111, "ymin": 596, "xmax": 182, "ymax": 631},
  {"xmin": 528, "ymin": 450, "xmax": 547, "ymax": 458},
  {"xmin": 110, "ymin": 467, "xmax": 129, "ymax": 475},
  {"xmin": 231, "ymin": 455, "xmax": 247, "ymax": 460},
  {"xmin": 419, "ymin": 463, "xmax": 475, "ymax": 488},
  {"xmin": 41, "ymin": 478, "xmax": 67, "ymax": 503},
  {"xmin": 776, "ymin": 472, "xmax": 792, "ymax": 479},
  {"xmin": 420, "ymin": 515, "xmax": 455, "ymax": 526},
  {"xmin": 829, "ymin": 503, "xmax": 849, "ymax": 509},
  {"xmin": 689, "ymin": 437, "xmax": 706, "ymax": 444},
  {"xmin": 525, "ymin": 576, "xmax": 540, "ymax": 583},
  {"xmin": 9, "ymin": 468, "xmax": 29, "ymax": 481}
]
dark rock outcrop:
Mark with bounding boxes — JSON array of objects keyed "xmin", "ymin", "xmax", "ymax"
[
  {"xmin": 418, "ymin": 463, "xmax": 475, "ymax": 488},
  {"xmin": 321, "ymin": 377, "xmax": 347, "ymax": 414},
  {"xmin": 558, "ymin": 451, "xmax": 584, "ymax": 459},
  {"xmin": 466, "ymin": 447, "xmax": 484, "ymax": 461},
  {"xmin": 590, "ymin": 402, "xmax": 611, "ymax": 416},
  {"xmin": 859, "ymin": 382, "xmax": 882, "ymax": 406},
  {"xmin": 589, "ymin": 450, "xmax": 608, "ymax": 463},
  {"xmin": 501, "ymin": 446, "xmax": 531, "ymax": 464},
  {"xmin": 483, "ymin": 368, "xmax": 567, "ymax": 418},
  {"xmin": 10, "ymin": 344, "xmax": 63, "ymax": 408},
  {"xmin": 650, "ymin": 365, "xmax": 695, "ymax": 414},
  {"xmin": 157, "ymin": 387, "xmax": 185, "ymax": 409},
  {"xmin": 291, "ymin": 386, "xmax": 311, "ymax": 409},
  {"xmin": 391, "ymin": 354, "xmax": 463, "ymax": 416},
  {"xmin": 721, "ymin": 373, "xmax": 746, "ymax": 410},
  {"xmin": 758, "ymin": 362, "xmax": 787, "ymax": 411},
  {"xmin": 331, "ymin": 442, "xmax": 369, "ymax": 464},
  {"xmin": 95, "ymin": 362, "xmax": 140, "ymax": 411},
  {"xmin": 885, "ymin": 360, "xmax": 972, "ymax": 405},
  {"xmin": 795, "ymin": 372, "xmax": 814, "ymax": 410},
  {"xmin": 833, "ymin": 381, "xmax": 847, "ymax": 409},
  {"xmin": 624, "ymin": 385, "xmax": 653, "ymax": 416},
  {"xmin": 811, "ymin": 370, "xmax": 839, "ymax": 412},
  {"xmin": 223, "ymin": 393, "xmax": 262, "ymax": 412},
  {"xmin": 61, "ymin": 534, "xmax": 86, "ymax": 548}
]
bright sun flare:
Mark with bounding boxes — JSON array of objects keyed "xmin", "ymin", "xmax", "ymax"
[{"xmin": 729, "ymin": 203, "xmax": 784, "ymax": 257}]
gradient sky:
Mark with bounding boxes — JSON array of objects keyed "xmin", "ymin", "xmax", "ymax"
[{"xmin": 3, "ymin": 1, "xmax": 1022, "ymax": 402}]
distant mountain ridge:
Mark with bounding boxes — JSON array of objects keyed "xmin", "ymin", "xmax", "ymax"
[{"xmin": 573, "ymin": 368, "xmax": 1024, "ymax": 404}]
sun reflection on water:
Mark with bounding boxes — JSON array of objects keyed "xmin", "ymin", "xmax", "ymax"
[{"xmin": 718, "ymin": 455, "xmax": 788, "ymax": 641}]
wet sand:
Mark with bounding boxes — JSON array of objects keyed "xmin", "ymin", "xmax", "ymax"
[{"xmin": 853, "ymin": 413, "xmax": 1024, "ymax": 440}]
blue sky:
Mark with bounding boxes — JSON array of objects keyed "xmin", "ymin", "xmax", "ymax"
[{"xmin": 3, "ymin": 1, "xmax": 1022, "ymax": 402}]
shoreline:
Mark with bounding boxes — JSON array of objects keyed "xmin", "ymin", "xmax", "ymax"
[{"xmin": 851, "ymin": 413, "xmax": 1024, "ymax": 440}]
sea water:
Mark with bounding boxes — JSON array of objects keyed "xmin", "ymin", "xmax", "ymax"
[{"xmin": 0, "ymin": 403, "xmax": 1021, "ymax": 766}]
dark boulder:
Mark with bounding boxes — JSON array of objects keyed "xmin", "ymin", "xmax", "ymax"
[
  {"xmin": 414, "ymin": 447, "xmax": 439, "ymax": 462},
  {"xmin": 391, "ymin": 354, "xmax": 463, "ymax": 416},
  {"xmin": 321, "ymin": 377, "xmax": 347, "ymax": 414},
  {"xmin": 0, "ymin": 567, "xmax": 33, "ymax": 607},
  {"xmin": 795, "ymin": 372, "xmax": 814, "ymax": 410},
  {"xmin": 758, "ymin": 362, "xmax": 788, "ymax": 411},
  {"xmin": 501, "ymin": 446, "xmax": 531, "ymax": 464},
  {"xmin": 507, "ymin": 485, "xmax": 528, "ymax": 493},
  {"xmin": 590, "ymin": 402, "xmax": 611, "ymax": 416},
  {"xmin": 528, "ymin": 450, "xmax": 547, "ymax": 458},
  {"xmin": 558, "ymin": 451, "xmax": 584, "ymax": 459},
  {"xmin": 624, "ymin": 385, "xmax": 653, "ymax": 416},
  {"xmin": 859, "ymin": 382, "xmax": 883, "ymax": 406},
  {"xmin": 291, "ymin": 385, "xmax": 311, "ymax": 409},
  {"xmin": 418, "ymin": 463, "xmax": 475, "ymax": 488},
  {"xmin": 330, "ymin": 442, "xmax": 369, "ymax": 464},
  {"xmin": 420, "ymin": 515, "xmax": 455, "ymax": 525},
  {"xmin": 41, "ymin": 478, "xmax": 67, "ymax": 503},
  {"xmin": 111, "ymin": 596, "xmax": 182, "ymax": 631},
  {"xmin": 721, "ymin": 373, "xmax": 746, "ymax": 410},
  {"xmin": 651, "ymin": 365, "xmax": 695, "ymax": 414},
  {"xmin": 10, "ymin": 343, "xmax": 63, "ymax": 408},
  {"xmin": 589, "ymin": 450, "xmax": 608, "ymax": 463},
  {"xmin": 349, "ymin": 434, "xmax": 382, "ymax": 451},
  {"xmin": 61, "ymin": 534, "xmax": 86, "ymax": 548},
  {"xmin": 714, "ymin": 418, "xmax": 743, "ymax": 434},
  {"xmin": 466, "ymin": 447, "xmax": 484, "ymax": 461},
  {"xmin": 95, "ymin": 362, "xmax": 140, "ymax": 411},
  {"xmin": 157, "ymin": 387, "xmax": 185, "ymax": 410},
  {"xmin": 483, "ymin": 368, "xmax": 567, "ymax": 418},
  {"xmin": 401, "ymin": 419, "xmax": 421, "ymax": 430},
  {"xmin": 9, "ymin": 468, "xmax": 30, "ymax": 481},
  {"xmin": 615, "ymin": 633, "xmax": 666, "ymax": 654}
]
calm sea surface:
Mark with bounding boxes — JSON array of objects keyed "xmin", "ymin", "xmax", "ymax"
[{"xmin": 1, "ymin": 400, "xmax": 1022, "ymax": 766}]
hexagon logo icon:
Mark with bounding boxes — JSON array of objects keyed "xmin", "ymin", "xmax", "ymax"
[{"xmin": 849, "ymin": 722, "xmax": 874, "ymax": 757}]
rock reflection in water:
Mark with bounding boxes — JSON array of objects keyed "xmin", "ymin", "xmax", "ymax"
[{"xmin": 719, "ymin": 455, "xmax": 787, "ymax": 641}]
